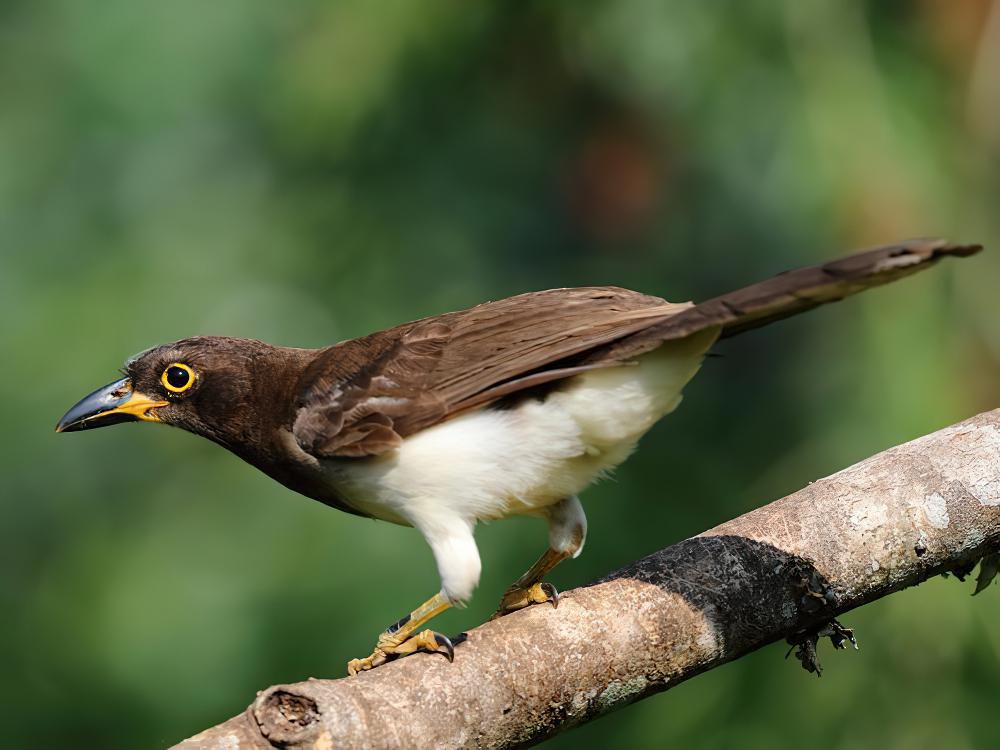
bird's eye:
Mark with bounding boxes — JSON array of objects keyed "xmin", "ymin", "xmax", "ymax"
[{"xmin": 162, "ymin": 363, "xmax": 195, "ymax": 393}]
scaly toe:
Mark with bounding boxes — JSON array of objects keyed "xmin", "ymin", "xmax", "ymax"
[
  {"xmin": 394, "ymin": 629, "xmax": 455, "ymax": 662},
  {"xmin": 346, "ymin": 630, "xmax": 456, "ymax": 676},
  {"xmin": 347, "ymin": 648, "xmax": 388, "ymax": 676},
  {"xmin": 491, "ymin": 581, "xmax": 560, "ymax": 620}
]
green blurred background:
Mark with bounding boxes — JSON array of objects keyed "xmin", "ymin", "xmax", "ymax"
[{"xmin": 3, "ymin": 1, "xmax": 999, "ymax": 747}]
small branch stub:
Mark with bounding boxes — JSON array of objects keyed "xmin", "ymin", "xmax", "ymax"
[{"xmin": 786, "ymin": 619, "xmax": 858, "ymax": 676}]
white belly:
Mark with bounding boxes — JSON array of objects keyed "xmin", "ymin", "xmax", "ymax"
[{"xmin": 322, "ymin": 327, "xmax": 719, "ymax": 527}]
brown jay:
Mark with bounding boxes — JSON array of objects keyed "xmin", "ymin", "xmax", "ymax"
[{"xmin": 56, "ymin": 239, "xmax": 979, "ymax": 675}]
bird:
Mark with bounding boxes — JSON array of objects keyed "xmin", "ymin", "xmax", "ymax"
[{"xmin": 56, "ymin": 239, "xmax": 979, "ymax": 675}]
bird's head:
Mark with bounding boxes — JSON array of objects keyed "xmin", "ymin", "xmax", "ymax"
[{"xmin": 56, "ymin": 336, "xmax": 311, "ymax": 455}]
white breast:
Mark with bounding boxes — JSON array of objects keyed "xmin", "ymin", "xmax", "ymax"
[{"xmin": 322, "ymin": 327, "xmax": 720, "ymax": 528}]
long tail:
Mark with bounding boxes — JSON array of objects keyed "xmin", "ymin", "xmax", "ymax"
[{"xmin": 590, "ymin": 238, "xmax": 982, "ymax": 362}]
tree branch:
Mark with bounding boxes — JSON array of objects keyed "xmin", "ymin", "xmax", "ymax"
[{"xmin": 174, "ymin": 410, "xmax": 1000, "ymax": 750}]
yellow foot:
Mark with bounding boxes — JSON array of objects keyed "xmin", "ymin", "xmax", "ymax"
[
  {"xmin": 490, "ymin": 581, "xmax": 559, "ymax": 620},
  {"xmin": 347, "ymin": 629, "xmax": 456, "ymax": 676}
]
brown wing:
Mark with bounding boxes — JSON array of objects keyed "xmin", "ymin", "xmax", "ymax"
[{"xmin": 291, "ymin": 287, "xmax": 690, "ymax": 457}]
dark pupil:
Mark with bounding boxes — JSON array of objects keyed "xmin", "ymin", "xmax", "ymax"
[{"xmin": 166, "ymin": 366, "xmax": 190, "ymax": 389}]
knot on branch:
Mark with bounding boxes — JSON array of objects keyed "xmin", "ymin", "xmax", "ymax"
[{"xmin": 254, "ymin": 687, "xmax": 321, "ymax": 746}]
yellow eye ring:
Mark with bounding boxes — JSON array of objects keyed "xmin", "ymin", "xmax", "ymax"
[{"xmin": 161, "ymin": 363, "xmax": 196, "ymax": 393}]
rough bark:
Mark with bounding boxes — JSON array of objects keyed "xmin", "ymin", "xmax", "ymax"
[{"xmin": 175, "ymin": 410, "xmax": 1000, "ymax": 750}]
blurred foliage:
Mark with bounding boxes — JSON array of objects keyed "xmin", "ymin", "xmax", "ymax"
[{"xmin": 2, "ymin": 1, "xmax": 999, "ymax": 748}]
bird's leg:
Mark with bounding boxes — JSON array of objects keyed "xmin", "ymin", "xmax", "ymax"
[
  {"xmin": 347, "ymin": 591, "xmax": 454, "ymax": 676},
  {"xmin": 348, "ymin": 515, "xmax": 481, "ymax": 675},
  {"xmin": 492, "ymin": 496, "xmax": 587, "ymax": 619}
]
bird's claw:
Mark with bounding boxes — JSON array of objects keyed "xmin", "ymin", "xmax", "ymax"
[
  {"xmin": 347, "ymin": 629, "xmax": 455, "ymax": 676},
  {"xmin": 490, "ymin": 581, "xmax": 559, "ymax": 620}
]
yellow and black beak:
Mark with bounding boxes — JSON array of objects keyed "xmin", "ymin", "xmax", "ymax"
[{"xmin": 55, "ymin": 377, "xmax": 168, "ymax": 433}]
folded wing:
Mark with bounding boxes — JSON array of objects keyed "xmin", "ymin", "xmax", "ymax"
[{"xmin": 292, "ymin": 288, "xmax": 689, "ymax": 457}]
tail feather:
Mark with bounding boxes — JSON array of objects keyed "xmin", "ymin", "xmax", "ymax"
[
  {"xmin": 586, "ymin": 238, "xmax": 981, "ymax": 363},
  {"xmin": 706, "ymin": 238, "xmax": 980, "ymax": 339}
]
